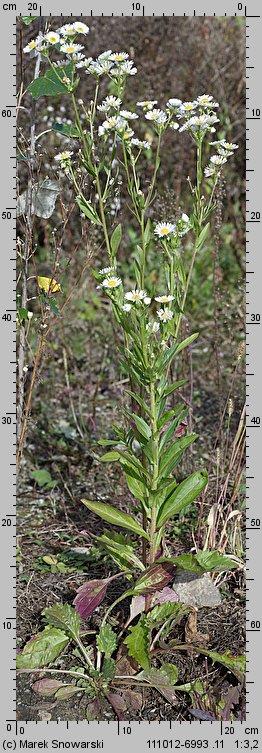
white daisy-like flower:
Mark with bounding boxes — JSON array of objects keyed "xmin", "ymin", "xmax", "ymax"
[
  {"xmin": 211, "ymin": 140, "xmax": 238, "ymax": 151},
  {"xmin": 136, "ymin": 100, "xmax": 158, "ymax": 109},
  {"xmin": 166, "ymin": 98, "xmax": 182, "ymax": 108},
  {"xmin": 121, "ymin": 129, "xmax": 135, "ymax": 141},
  {"xmin": 99, "ymin": 266, "xmax": 115, "ymax": 275},
  {"xmin": 76, "ymin": 56, "xmax": 93, "ymax": 69},
  {"xmin": 204, "ymin": 166, "xmax": 217, "ymax": 177},
  {"xmin": 97, "ymin": 50, "xmax": 112, "ymax": 60},
  {"xmin": 179, "ymin": 101, "xmax": 198, "ymax": 114},
  {"xmin": 169, "ymin": 122, "xmax": 179, "ymax": 130},
  {"xmin": 110, "ymin": 51, "xmax": 129, "ymax": 62},
  {"xmin": 102, "ymin": 276, "xmax": 122, "ymax": 289},
  {"xmin": 97, "ymin": 96, "xmax": 122, "ymax": 112},
  {"xmin": 157, "ymin": 308, "xmax": 174, "ymax": 322},
  {"xmin": 23, "ymin": 36, "xmax": 42, "ymax": 53},
  {"xmin": 120, "ymin": 110, "xmax": 138, "ymax": 120},
  {"xmin": 102, "ymin": 116, "xmax": 126, "ymax": 132},
  {"xmin": 54, "ymin": 151, "xmax": 73, "ymax": 161},
  {"xmin": 179, "ymin": 114, "xmax": 219, "ymax": 132},
  {"xmin": 122, "ymin": 303, "xmax": 132, "ymax": 312},
  {"xmin": 60, "ymin": 43, "xmax": 84, "ymax": 54},
  {"xmin": 197, "ymin": 94, "xmax": 219, "ymax": 108},
  {"xmin": 145, "ymin": 109, "xmax": 167, "ymax": 125},
  {"xmin": 73, "ymin": 22, "xmax": 89, "ymax": 34},
  {"xmin": 87, "ymin": 60, "xmax": 113, "ymax": 76},
  {"xmin": 125, "ymin": 289, "xmax": 147, "ymax": 302},
  {"xmin": 155, "ymin": 294, "xmax": 175, "ymax": 303},
  {"xmin": 58, "ymin": 24, "xmax": 77, "ymax": 36},
  {"xmin": 131, "ymin": 138, "xmax": 151, "ymax": 150},
  {"xmin": 154, "ymin": 222, "xmax": 176, "ymax": 238},
  {"xmin": 144, "ymin": 297, "xmax": 151, "ymax": 305},
  {"xmin": 45, "ymin": 31, "xmax": 60, "ymax": 45},
  {"xmin": 210, "ymin": 155, "xmax": 227, "ymax": 166},
  {"xmin": 116, "ymin": 60, "xmax": 137, "ymax": 76}
]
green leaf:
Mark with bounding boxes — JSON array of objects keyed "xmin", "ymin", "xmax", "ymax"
[
  {"xmin": 124, "ymin": 618, "xmax": 150, "ymax": 670},
  {"xmin": 146, "ymin": 602, "xmax": 186, "ymax": 632},
  {"xmin": 98, "ymin": 534, "xmax": 145, "ymax": 571},
  {"xmin": 17, "ymin": 307, "xmax": 30, "ymax": 323},
  {"xmin": 52, "ymin": 122, "xmax": 80, "ymax": 138},
  {"xmin": 170, "ymin": 553, "xmax": 204, "ymax": 573},
  {"xmin": 82, "ymin": 499, "xmax": 150, "ymax": 540},
  {"xmin": 139, "ymin": 668, "xmax": 178, "ymax": 704},
  {"xmin": 102, "ymin": 657, "xmax": 116, "ymax": 680},
  {"xmin": 96, "ymin": 624, "xmax": 117, "ymax": 658},
  {"xmin": 196, "ymin": 551, "xmax": 239, "ymax": 572},
  {"xmin": 31, "ymin": 469, "xmax": 57, "ymax": 489},
  {"xmin": 159, "ymin": 434, "xmax": 197, "ymax": 479},
  {"xmin": 160, "ymin": 663, "xmax": 179, "ymax": 685},
  {"xmin": 144, "ymin": 218, "xmax": 151, "ymax": 247},
  {"xmin": 22, "ymin": 16, "xmax": 38, "ymax": 24},
  {"xmin": 100, "ymin": 451, "xmax": 120, "ymax": 462},
  {"xmin": 179, "ymin": 646, "xmax": 245, "ymax": 683},
  {"xmin": 55, "ymin": 685, "xmax": 81, "ymax": 701},
  {"xmin": 110, "ymin": 224, "xmax": 122, "ymax": 257},
  {"xmin": 175, "ymin": 332, "xmax": 199, "ymax": 356},
  {"xmin": 76, "ymin": 196, "xmax": 101, "ymax": 225},
  {"xmin": 42, "ymin": 603, "xmax": 80, "ymax": 642},
  {"xmin": 162, "ymin": 379, "xmax": 187, "ymax": 398},
  {"xmin": 196, "ymin": 222, "xmax": 210, "ymax": 250},
  {"xmin": 157, "ymin": 470, "xmax": 208, "ymax": 528},
  {"xmin": 131, "ymin": 414, "xmax": 152, "ymax": 440},
  {"xmin": 16, "ymin": 627, "xmax": 69, "ymax": 669},
  {"xmin": 28, "ymin": 64, "xmax": 74, "ymax": 99},
  {"xmin": 125, "ymin": 473, "xmax": 147, "ymax": 508}
]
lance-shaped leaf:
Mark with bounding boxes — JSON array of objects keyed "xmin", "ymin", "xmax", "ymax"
[
  {"xmin": 159, "ymin": 434, "xmax": 198, "ymax": 479},
  {"xmin": 161, "ymin": 551, "xmax": 239, "ymax": 574},
  {"xmin": 73, "ymin": 577, "xmax": 110, "ymax": 619},
  {"xmin": 110, "ymin": 223, "xmax": 122, "ymax": 257},
  {"xmin": 139, "ymin": 669, "xmax": 178, "ymax": 705},
  {"xmin": 179, "ymin": 646, "xmax": 245, "ymax": 683},
  {"xmin": 131, "ymin": 414, "xmax": 152, "ymax": 440},
  {"xmin": 42, "ymin": 603, "xmax": 80, "ymax": 642},
  {"xmin": 76, "ymin": 196, "xmax": 102, "ymax": 225},
  {"xmin": 134, "ymin": 562, "xmax": 175, "ymax": 595},
  {"xmin": 16, "ymin": 627, "xmax": 69, "ymax": 669},
  {"xmin": 157, "ymin": 470, "xmax": 208, "ymax": 528},
  {"xmin": 98, "ymin": 534, "xmax": 145, "ymax": 571},
  {"xmin": 32, "ymin": 679, "xmax": 66, "ymax": 697},
  {"xmin": 82, "ymin": 499, "xmax": 150, "ymax": 540},
  {"xmin": 96, "ymin": 624, "xmax": 117, "ymax": 658},
  {"xmin": 124, "ymin": 617, "xmax": 150, "ymax": 670},
  {"xmin": 145, "ymin": 602, "xmax": 186, "ymax": 632},
  {"xmin": 55, "ymin": 686, "xmax": 81, "ymax": 701}
]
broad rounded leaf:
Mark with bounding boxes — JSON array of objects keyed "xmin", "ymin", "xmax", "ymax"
[
  {"xmin": 82, "ymin": 499, "xmax": 150, "ymax": 540},
  {"xmin": 157, "ymin": 470, "xmax": 208, "ymax": 528},
  {"xmin": 16, "ymin": 627, "xmax": 69, "ymax": 669},
  {"xmin": 28, "ymin": 65, "xmax": 74, "ymax": 99},
  {"xmin": 124, "ymin": 618, "xmax": 150, "ymax": 671}
]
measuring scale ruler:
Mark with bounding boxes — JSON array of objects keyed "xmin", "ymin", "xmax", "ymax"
[{"xmin": 0, "ymin": 0, "xmax": 260, "ymax": 749}]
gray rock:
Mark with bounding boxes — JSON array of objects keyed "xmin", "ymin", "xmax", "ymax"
[{"xmin": 173, "ymin": 572, "xmax": 221, "ymax": 608}]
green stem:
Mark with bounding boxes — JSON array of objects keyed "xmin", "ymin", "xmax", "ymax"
[
  {"xmin": 145, "ymin": 132, "xmax": 161, "ymax": 209},
  {"xmin": 140, "ymin": 209, "xmax": 146, "ymax": 289},
  {"xmin": 174, "ymin": 242, "xmax": 198, "ymax": 342},
  {"xmin": 149, "ymin": 382, "xmax": 159, "ymax": 566}
]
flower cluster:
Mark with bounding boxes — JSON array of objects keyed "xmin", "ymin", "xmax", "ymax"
[
  {"xmin": 23, "ymin": 21, "xmax": 89, "ymax": 54},
  {"xmin": 205, "ymin": 139, "xmax": 239, "ymax": 177},
  {"xmin": 154, "ymin": 214, "xmax": 192, "ymax": 243}
]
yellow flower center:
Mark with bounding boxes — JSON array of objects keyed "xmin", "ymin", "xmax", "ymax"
[
  {"xmin": 184, "ymin": 104, "xmax": 194, "ymax": 110},
  {"xmin": 160, "ymin": 228, "xmax": 169, "ymax": 235},
  {"xmin": 66, "ymin": 46, "xmax": 75, "ymax": 53},
  {"xmin": 108, "ymin": 280, "xmax": 117, "ymax": 287},
  {"xmin": 61, "ymin": 152, "xmax": 70, "ymax": 159},
  {"xmin": 115, "ymin": 54, "xmax": 125, "ymax": 61},
  {"xmin": 29, "ymin": 41, "xmax": 36, "ymax": 49},
  {"xmin": 49, "ymin": 36, "xmax": 57, "ymax": 43},
  {"xmin": 225, "ymin": 143, "xmax": 233, "ymax": 149}
]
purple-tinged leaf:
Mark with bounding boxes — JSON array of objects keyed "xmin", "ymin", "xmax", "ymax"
[
  {"xmin": 134, "ymin": 562, "xmax": 175, "ymax": 595},
  {"xmin": 32, "ymin": 679, "xmax": 65, "ymax": 697},
  {"xmin": 73, "ymin": 578, "xmax": 109, "ymax": 619},
  {"xmin": 152, "ymin": 587, "xmax": 180, "ymax": 605},
  {"xmin": 189, "ymin": 709, "xmax": 216, "ymax": 721},
  {"xmin": 127, "ymin": 595, "xmax": 146, "ymax": 627},
  {"xmin": 73, "ymin": 572, "xmax": 125, "ymax": 619}
]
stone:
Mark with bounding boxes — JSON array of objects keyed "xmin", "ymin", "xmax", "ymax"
[{"xmin": 173, "ymin": 571, "xmax": 221, "ymax": 608}]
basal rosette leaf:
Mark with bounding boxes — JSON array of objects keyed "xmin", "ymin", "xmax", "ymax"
[
  {"xmin": 43, "ymin": 603, "xmax": 80, "ymax": 641},
  {"xmin": 16, "ymin": 626, "xmax": 69, "ymax": 669},
  {"xmin": 123, "ymin": 617, "xmax": 150, "ymax": 671},
  {"xmin": 96, "ymin": 624, "xmax": 117, "ymax": 658}
]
